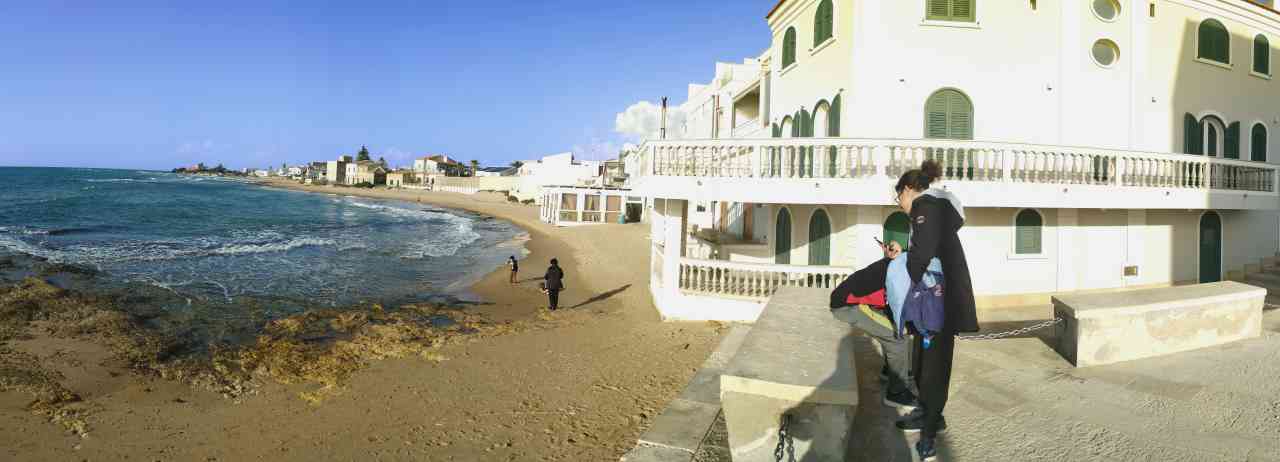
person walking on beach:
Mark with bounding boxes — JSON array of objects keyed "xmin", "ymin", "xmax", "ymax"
[
  {"xmin": 892, "ymin": 159, "xmax": 979, "ymax": 461},
  {"xmin": 508, "ymin": 256, "xmax": 519, "ymax": 284},
  {"xmin": 543, "ymin": 258, "xmax": 564, "ymax": 311}
]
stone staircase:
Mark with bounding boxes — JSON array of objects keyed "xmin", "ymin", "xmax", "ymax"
[{"xmin": 1239, "ymin": 254, "xmax": 1280, "ymax": 308}]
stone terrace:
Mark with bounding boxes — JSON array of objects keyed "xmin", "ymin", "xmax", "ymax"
[{"xmin": 685, "ymin": 298, "xmax": 1280, "ymax": 461}]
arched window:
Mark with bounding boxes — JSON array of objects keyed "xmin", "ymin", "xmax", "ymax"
[
  {"xmin": 1255, "ymin": 34, "xmax": 1270, "ymax": 75},
  {"xmin": 924, "ymin": 89, "xmax": 974, "ymax": 140},
  {"xmin": 884, "ymin": 212, "xmax": 911, "ymax": 251},
  {"xmin": 814, "ymin": 0, "xmax": 834, "ymax": 46},
  {"xmin": 927, "ymin": 0, "xmax": 975, "ymax": 22},
  {"xmin": 1201, "ymin": 115, "xmax": 1226, "ymax": 157},
  {"xmin": 782, "ymin": 27, "xmax": 798, "ymax": 69},
  {"xmin": 1014, "ymin": 209, "xmax": 1043, "ymax": 255},
  {"xmin": 1197, "ymin": 19, "xmax": 1230, "ymax": 64},
  {"xmin": 808, "ymin": 209, "xmax": 832, "ymax": 266},
  {"xmin": 775, "ymin": 208, "xmax": 793, "ymax": 264},
  {"xmin": 1252, "ymin": 123, "xmax": 1268, "ymax": 162}
]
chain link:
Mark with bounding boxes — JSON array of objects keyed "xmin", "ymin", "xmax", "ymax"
[
  {"xmin": 773, "ymin": 413, "xmax": 795, "ymax": 462},
  {"xmin": 957, "ymin": 317, "xmax": 1064, "ymax": 341}
]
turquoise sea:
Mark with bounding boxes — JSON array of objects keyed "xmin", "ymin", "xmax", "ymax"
[{"xmin": 0, "ymin": 167, "xmax": 527, "ymax": 343}]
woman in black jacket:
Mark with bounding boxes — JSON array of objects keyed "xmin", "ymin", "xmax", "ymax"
[
  {"xmin": 543, "ymin": 258, "xmax": 564, "ymax": 310},
  {"xmin": 893, "ymin": 160, "xmax": 979, "ymax": 460}
]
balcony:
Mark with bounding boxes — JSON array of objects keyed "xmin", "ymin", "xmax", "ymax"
[
  {"xmin": 630, "ymin": 138, "xmax": 1280, "ymax": 210},
  {"xmin": 676, "ymin": 257, "xmax": 852, "ymax": 300}
]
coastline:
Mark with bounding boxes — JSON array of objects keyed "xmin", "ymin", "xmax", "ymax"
[
  {"xmin": 2, "ymin": 177, "xmax": 727, "ymax": 461},
  {"xmin": 253, "ymin": 178, "xmax": 571, "ymax": 322}
]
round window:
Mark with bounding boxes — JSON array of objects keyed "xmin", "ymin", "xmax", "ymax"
[
  {"xmin": 1092, "ymin": 39, "xmax": 1120, "ymax": 67},
  {"xmin": 1092, "ymin": 0, "xmax": 1120, "ymax": 21}
]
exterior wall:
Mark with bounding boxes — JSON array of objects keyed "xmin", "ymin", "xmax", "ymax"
[
  {"xmin": 766, "ymin": 0, "xmax": 855, "ymax": 137},
  {"xmin": 326, "ymin": 160, "xmax": 347, "ymax": 185}
]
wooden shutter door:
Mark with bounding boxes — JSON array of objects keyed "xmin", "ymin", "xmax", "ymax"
[
  {"xmin": 1185, "ymin": 114, "xmax": 1202, "ymax": 155},
  {"xmin": 1225, "ymin": 122, "xmax": 1241, "ymax": 159},
  {"xmin": 828, "ymin": 96, "xmax": 841, "ymax": 177},
  {"xmin": 1253, "ymin": 124, "xmax": 1267, "ymax": 162},
  {"xmin": 808, "ymin": 210, "xmax": 831, "ymax": 266},
  {"xmin": 1015, "ymin": 210, "xmax": 1042, "ymax": 254},
  {"xmin": 949, "ymin": 91, "xmax": 973, "ymax": 140},
  {"xmin": 926, "ymin": 92, "xmax": 950, "ymax": 139},
  {"xmin": 775, "ymin": 209, "xmax": 792, "ymax": 264}
]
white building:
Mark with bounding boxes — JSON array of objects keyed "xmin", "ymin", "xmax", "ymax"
[
  {"xmin": 629, "ymin": 0, "xmax": 1280, "ymax": 321},
  {"xmin": 509, "ymin": 152, "xmax": 605, "ymax": 203}
]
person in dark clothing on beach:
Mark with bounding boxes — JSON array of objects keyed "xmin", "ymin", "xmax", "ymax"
[
  {"xmin": 508, "ymin": 256, "xmax": 519, "ymax": 284},
  {"xmin": 543, "ymin": 258, "xmax": 564, "ymax": 310},
  {"xmin": 829, "ymin": 239, "xmax": 919, "ymax": 411},
  {"xmin": 891, "ymin": 160, "xmax": 979, "ymax": 461}
]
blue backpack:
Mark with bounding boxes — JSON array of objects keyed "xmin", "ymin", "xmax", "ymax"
[{"xmin": 904, "ymin": 270, "xmax": 946, "ymax": 347}]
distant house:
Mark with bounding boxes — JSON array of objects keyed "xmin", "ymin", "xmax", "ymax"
[
  {"xmin": 253, "ymin": 169, "xmax": 270, "ymax": 178},
  {"xmin": 414, "ymin": 154, "xmax": 468, "ymax": 177},
  {"xmin": 327, "ymin": 155, "xmax": 352, "ymax": 185},
  {"xmin": 346, "ymin": 160, "xmax": 387, "ymax": 185},
  {"xmin": 386, "ymin": 170, "xmax": 416, "ymax": 188},
  {"xmin": 509, "ymin": 152, "xmax": 605, "ymax": 204}
]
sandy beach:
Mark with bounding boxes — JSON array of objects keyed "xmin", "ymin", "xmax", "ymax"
[{"xmin": 0, "ymin": 179, "xmax": 725, "ymax": 461}]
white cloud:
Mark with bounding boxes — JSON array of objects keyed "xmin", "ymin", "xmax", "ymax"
[
  {"xmin": 378, "ymin": 147, "xmax": 415, "ymax": 168},
  {"xmin": 614, "ymin": 100, "xmax": 686, "ymax": 142},
  {"xmin": 572, "ymin": 138, "xmax": 623, "ymax": 161}
]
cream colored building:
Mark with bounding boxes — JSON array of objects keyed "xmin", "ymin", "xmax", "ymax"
[
  {"xmin": 345, "ymin": 161, "xmax": 386, "ymax": 186},
  {"xmin": 629, "ymin": 0, "xmax": 1280, "ymax": 321}
]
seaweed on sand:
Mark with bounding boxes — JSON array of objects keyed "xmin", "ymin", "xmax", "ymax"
[{"xmin": 0, "ymin": 346, "xmax": 89, "ymax": 437}]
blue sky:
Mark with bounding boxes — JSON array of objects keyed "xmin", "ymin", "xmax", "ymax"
[{"xmin": 0, "ymin": 1, "xmax": 773, "ymax": 170}]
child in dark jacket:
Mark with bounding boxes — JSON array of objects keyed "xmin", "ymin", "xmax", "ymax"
[{"xmin": 829, "ymin": 240, "xmax": 918, "ymax": 410}]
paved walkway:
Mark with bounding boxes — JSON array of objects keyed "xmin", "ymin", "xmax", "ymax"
[{"xmin": 691, "ymin": 305, "xmax": 1280, "ymax": 461}]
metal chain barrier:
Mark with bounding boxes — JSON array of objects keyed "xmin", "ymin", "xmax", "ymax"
[
  {"xmin": 774, "ymin": 413, "xmax": 795, "ymax": 462},
  {"xmin": 957, "ymin": 317, "xmax": 1064, "ymax": 341}
]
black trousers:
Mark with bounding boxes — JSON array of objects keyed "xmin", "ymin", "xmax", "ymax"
[
  {"xmin": 911, "ymin": 331, "xmax": 955, "ymax": 438},
  {"xmin": 548, "ymin": 289, "xmax": 560, "ymax": 309}
]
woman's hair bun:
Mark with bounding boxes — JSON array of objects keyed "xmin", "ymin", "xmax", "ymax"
[{"xmin": 920, "ymin": 159, "xmax": 943, "ymax": 182}]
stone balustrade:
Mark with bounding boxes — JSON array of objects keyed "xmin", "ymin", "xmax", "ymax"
[
  {"xmin": 677, "ymin": 257, "xmax": 853, "ymax": 300},
  {"xmin": 637, "ymin": 138, "xmax": 1278, "ymax": 194}
]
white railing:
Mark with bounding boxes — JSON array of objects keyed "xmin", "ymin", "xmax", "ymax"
[
  {"xmin": 638, "ymin": 138, "xmax": 1278, "ymax": 194},
  {"xmin": 676, "ymin": 257, "xmax": 853, "ymax": 300}
]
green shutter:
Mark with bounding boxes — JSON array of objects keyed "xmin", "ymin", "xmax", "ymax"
[
  {"xmin": 783, "ymin": 28, "xmax": 797, "ymax": 68},
  {"xmin": 927, "ymin": 0, "xmax": 951, "ymax": 20},
  {"xmin": 772, "ymin": 123, "xmax": 781, "ymax": 138},
  {"xmin": 926, "ymin": 92, "xmax": 950, "ymax": 139},
  {"xmin": 1015, "ymin": 210, "xmax": 1042, "ymax": 255},
  {"xmin": 828, "ymin": 95, "xmax": 841, "ymax": 177},
  {"xmin": 829, "ymin": 95, "xmax": 841, "ymax": 137},
  {"xmin": 949, "ymin": 92, "xmax": 973, "ymax": 140},
  {"xmin": 775, "ymin": 208, "xmax": 792, "ymax": 264},
  {"xmin": 1225, "ymin": 121, "xmax": 1240, "ymax": 159},
  {"xmin": 808, "ymin": 210, "xmax": 831, "ymax": 266},
  {"xmin": 884, "ymin": 212, "xmax": 911, "ymax": 251},
  {"xmin": 1253, "ymin": 123, "xmax": 1268, "ymax": 162},
  {"xmin": 1256, "ymin": 35, "xmax": 1270, "ymax": 75},
  {"xmin": 815, "ymin": 0, "xmax": 834, "ymax": 46},
  {"xmin": 1185, "ymin": 113, "xmax": 1202, "ymax": 155},
  {"xmin": 952, "ymin": 0, "xmax": 974, "ymax": 21},
  {"xmin": 1199, "ymin": 20, "xmax": 1229, "ymax": 64},
  {"xmin": 925, "ymin": 90, "xmax": 973, "ymax": 139}
]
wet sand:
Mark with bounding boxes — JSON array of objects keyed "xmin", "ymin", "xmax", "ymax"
[{"xmin": 0, "ymin": 180, "xmax": 725, "ymax": 461}]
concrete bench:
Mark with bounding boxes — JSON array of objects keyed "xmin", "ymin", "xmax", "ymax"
[
  {"xmin": 1052, "ymin": 281, "xmax": 1265, "ymax": 367},
  {"xmin": 720, "ymin": 287, "xmax": 857, "ymax": 461}
]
